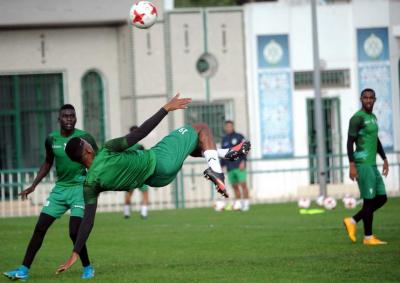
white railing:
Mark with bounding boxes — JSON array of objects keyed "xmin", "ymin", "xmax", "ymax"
[
  {"xmin": 1, "ymin": 152, "xmax": 400, "ymax": 218},
  {"xmin": 0, "ymin": 169, "xmax": 176, "ymax": 218}
]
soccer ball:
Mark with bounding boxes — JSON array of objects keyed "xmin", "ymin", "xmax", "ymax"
[
  {"xmin": 342, "ymin": 196, "xmax": 357, "ymax": 209},
  {"xmin": 316, "ymin": 195, "xmax": 325, "ymax": 207},
  {"xmin": 129, "ymin": 1, "xmax": 158, "ymax": 29},
  {"xmin": 297, "ymin": 198, "xmax": 311, "ymax": 209},
  {"xmin": 232, "ymin": 200, "xmax": 242, "ymax": 211},
  {"xmin": 214, "ymin": 200, "xmax": 225, "ymax": 212},
  {"xmin": 323, "ymin": 197, "xmax": 337, "ymax": 210}
]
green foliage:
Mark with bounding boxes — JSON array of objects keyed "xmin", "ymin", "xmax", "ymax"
[{"xmin": 1, "ymin": 199, "xmax": 399, "ymax": 282}]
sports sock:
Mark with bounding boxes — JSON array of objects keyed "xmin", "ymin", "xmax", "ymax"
[
  {"xmin": 204, "ymin": 150, "xmax": 223, "ymax": 173},
  {"xmin": 233, "ymin": 200, "xmax": 242, "ymax": 210},
  {"xmin": 124, "ymin": 204, "xmax": 131, "ymax": 217},
  {"xmin": 350, "ymin": 217, "xmax": 356, "ymax": 224},
  {"xmin": 22, "ymin": 213, "xmax": 55, "ymax": 268},
  {"xmin": 217, "ymin": 148, "xmax": 229, "ymax": 158},
  {"xmin": 352, "ymin": 198, "xmax": 373, "ymax": 223},
  {"xmin": 353, "ymin": 199, "xmax": 374, "ymax": 236},
  {"xmin": 140, "ymin": 205, "xmax": 148, "ymax": 217},
  {"xmin": 242, "ymin": 199, "xmax": 250, "ymax": 209},
  {"xmin": 364, "ymin": 235, "xmax": 373, "ymax": 239}
]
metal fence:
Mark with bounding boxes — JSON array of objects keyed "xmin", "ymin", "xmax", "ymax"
[{"xmin": 1, "ymin": 153, "xmax": 399, "ymax": 217}]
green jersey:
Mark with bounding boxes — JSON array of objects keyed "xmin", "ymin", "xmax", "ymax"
[
  {"xmin": 46, "ymin": 129, "xmax": 97, "ymax": 187},
  {"xmin": 348, "ymin": 110, "xmax": 379, "ymax": 165},
  {"xmin": 84, "ymin": 137, "xmax": 156, "ymax": 194}
]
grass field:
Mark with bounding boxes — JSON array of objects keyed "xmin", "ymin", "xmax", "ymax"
[{"xmin": 1, "ymin": 198, "xmax": 399, "ymax": 283}]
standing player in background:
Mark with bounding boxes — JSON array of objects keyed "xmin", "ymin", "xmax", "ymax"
[
  {"xmin": 57, "ymin": 94, "xmax": 250, "ymax": 274},
  {"xmin": 343, "ymin": 88, "xmax": 389, "ymax": 245},
  {"xmin": 221, "ymin": 120, "xmax": 250, "ymax": 211},
  {"xmin": 3, "ymin": 104, "xmax": 98, "ymax": 281},
  {"xmin": 123, "ymin": 126, "xmax": 150, "ymax": 219}
]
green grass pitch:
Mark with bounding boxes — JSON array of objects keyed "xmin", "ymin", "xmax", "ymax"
[{"xmin": 1, "ymin": 198, "xmax": 399, "ymax": 282}]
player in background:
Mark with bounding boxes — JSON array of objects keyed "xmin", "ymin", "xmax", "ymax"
[
  {"xmin": 343, "ymin": 88, "xmax": 389, "ymax": 245},
  {"xmin": 56, "ymin": 94, "xmax": 250, "ymax": 274},
  {"xmin": 123, "ymin": 126, "xmax": 150, "ymax": 219},
  {"xmin": 221, "ymin": 121, "xmax": 250, "ymax": 211},
  {"xmin": 3, "ymin": 104, "xmax": 98, "ymax": 281}
]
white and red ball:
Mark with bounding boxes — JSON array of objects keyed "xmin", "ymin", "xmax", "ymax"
[
  {"xmin": 342, "ymin": 196, "xmax": 357, "ymax": 209},
  {"xmin": 214, "ymin": 200, "xmax": 225, "ymax": 212},
  {"xmin": 129, "ymin": 1, "xmax": 158, "ymax": 29},
  {"xmin": 315, "ymin": 195, "xmax": 325, "ymax": 207},
  {"xmin": 323, "ymin": 197, "xmax": 337, "ymax": 210},
  {"xmin": 297, "ymin": 198, "xmax": 311, "ymax": 209}
]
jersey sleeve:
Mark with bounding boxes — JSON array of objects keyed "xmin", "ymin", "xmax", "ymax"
[
  {"xmin": 348, "ymin": 115, "xmax": 362, "ymax": 137},
  {"xmin": 44, "ymin": 136, "xmax": 55, "ymax": 162},
  {"xmin": 45, "ymin": 136, "xmax": 52, "ymax": 152},
  {"xmin": 103, "ymin": 137, "xmax": 130, "ymax": 152},
  {"xmin": 104, "ymin": 107, "xmax": 168, "ymax": 152}
]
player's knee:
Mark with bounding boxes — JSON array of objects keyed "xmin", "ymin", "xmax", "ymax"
[
  {"xmin": 362, "ymin": 199, "xmax": 374, "ymax": 213},
  {"xmin": 69, "ymin": 231, "xmax": 78, "ymax": 241},
  {"xmin": 34, "ymin": 222, "xmax": 49, "ymax": 235},
  {"xmin": 376, "ymin": 195, "xmax": 387, "ymax": 207}
]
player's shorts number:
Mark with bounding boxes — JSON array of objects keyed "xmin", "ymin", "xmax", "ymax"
[{"xmin": 178, "ymin": 127, "xmax": 188, "ymax": 135}]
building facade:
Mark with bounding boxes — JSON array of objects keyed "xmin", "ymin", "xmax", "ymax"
[{"xmin": 0, "ymin": 0, "xmax": 399, "ymax": 216}]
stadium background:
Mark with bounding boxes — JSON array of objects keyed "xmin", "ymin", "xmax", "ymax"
[{"xmin": 0, "ymin": 0, "xmax": 399, "ymax": 216}]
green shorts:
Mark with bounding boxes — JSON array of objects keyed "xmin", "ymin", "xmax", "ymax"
[
  {"xmin": 128, "ymin": 184, "xmax": 149, "ymax": 192},
  {"xmin": 356, "ymin": 164, "xmax": 386, "ymax": 199},
  {"xmin": 228, "ymin": 168, "xmax": 247, "ymax": 185},
  {"xmin": 41, "ymin": 185, "xmax": 85, "ymax": 218},
  {"xmin": 145, "ymin": 125, "xmax": 198, "ymax": 187}
]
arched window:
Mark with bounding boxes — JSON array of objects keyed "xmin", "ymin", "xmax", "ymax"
[{"xmin": 81, "ymin": 71, "xmax": 105, "ymax": 144}]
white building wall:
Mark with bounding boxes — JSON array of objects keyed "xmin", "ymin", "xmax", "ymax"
[
  {"xmin": 0, "ymin": 27, "xmax": 122, "ymax": 139},
  {"xmin": 388, "ymin": 0, "xmax": 400, "ymax": 151},
  {"xmin": 245, "ymin": 0, "xmax": 400, "ymax": 200}
]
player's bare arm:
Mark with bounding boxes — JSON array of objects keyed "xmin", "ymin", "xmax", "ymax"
[
  {"xmin": 57, "ymin": 203, "xmax": 97, "ymax": 274},
  {"xmin": 20, "ymin": 139, "xmax": 54, "ymax": 200}
]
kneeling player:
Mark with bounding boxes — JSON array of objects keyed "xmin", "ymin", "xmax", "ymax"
[{"xmin": 57, "ymin": 94, "xmax": 250, "ymax": 274}]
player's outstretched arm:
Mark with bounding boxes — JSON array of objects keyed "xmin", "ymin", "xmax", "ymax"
[
  {"xmin": 56, "ymin": 203, "xmax": 98, "ymax": 274},
  {"xmin": 105, "ymin": 93, "xmax": 191, "ymax": 152},
  {"xmin": 20, "ymin": 138, "xmax": 54, "ymax": 200},
  {"xmin": 127, "ymin": 93, "xmax": 191, "ymax": 147}
]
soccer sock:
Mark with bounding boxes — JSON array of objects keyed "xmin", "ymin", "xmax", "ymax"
[
  {"xmin": 353, "ymin": 199, "xmax": 374, "ymax": 236},
  {"xmin": 22, "ymin": 213, "xmax": 55, "ymax": 268},
  {"xmin": 350, "ymin": 218, "xmax": 356, "ymax": 224},
  {"xmin": 140, "ymin": 205, "xmax": 148, "ymax": 217},
  {"xmin": 69, "ymin": 216, "xmax": 91, "ymax": 267},
  {"xmin": 217, "ymin": 148, "xmax": 229, "ymax": 158},
  {"xmin": 124, "ymin": 204, "xmax": 131, "ymax": 217},
  {"xmin": 364, "ymin": 235, "xmax": 373, "ymax": 239},
  {"xmin": 352, "ymin": 198, "xmax": 373, "ymax": 223},
  {"xmin": 242, "ymin": 199, "xmax": 250, "ymax": 208},
  {"xmin": 204, "ymin": 150, "xmax": 223, "ymax": 173},
  {"xmin": 233, "ymin": 200, "xmax": 242, "ymax": 210}
]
